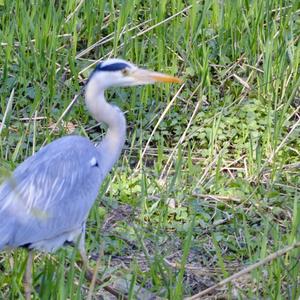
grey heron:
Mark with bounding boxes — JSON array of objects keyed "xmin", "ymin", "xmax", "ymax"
[{"xmin": 0, "ymin": 58, "xmax": 181, "ymax": 298}]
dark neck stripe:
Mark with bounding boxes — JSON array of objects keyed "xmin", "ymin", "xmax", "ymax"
[{"xmin": 96, "ymin": 62, "xmax": 130, "ymax": 72}]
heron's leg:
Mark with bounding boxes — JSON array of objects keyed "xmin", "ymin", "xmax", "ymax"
[
  {"xmin": 77, "ymin": 230, "xmax": 100, "ymax": 294},
  {"xmin": 24, "ymin": 250, "xmax": 33, "ymax": 300},
  {"xmin": 79, "ymin": 246, "xmax": 89, "ymax": 268},
  {"xmin": 78, "ymin": 224, "xmax": 89, "ymax": 267}
]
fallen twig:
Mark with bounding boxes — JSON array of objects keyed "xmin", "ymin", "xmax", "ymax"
[{"xmin": 185, "ymin": 242, "xmax": 300, "ymax": 299}]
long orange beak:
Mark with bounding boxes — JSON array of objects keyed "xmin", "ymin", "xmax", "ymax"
[{"xmin": 131, "ymin": 68, "xmax": 182, "ymax": 84}]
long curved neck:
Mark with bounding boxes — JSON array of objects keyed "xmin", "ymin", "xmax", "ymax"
[{"xmin": 85, "ymin": 80, "xmax": 126, "ymax": 176}]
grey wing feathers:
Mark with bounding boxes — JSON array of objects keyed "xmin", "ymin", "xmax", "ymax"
[{"xmin": 0, "ymin": 136, "xmax": 103, "ymax": 251}]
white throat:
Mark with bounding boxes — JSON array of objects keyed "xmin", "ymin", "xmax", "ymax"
[{"xmin": 85, "ymin": 76, "xmax": 126, "ymax": 175}]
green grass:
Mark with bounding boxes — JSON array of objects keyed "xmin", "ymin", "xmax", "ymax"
[{"xmin": 0, "ymin": 0, "xmax": 300, "ymax": 299}]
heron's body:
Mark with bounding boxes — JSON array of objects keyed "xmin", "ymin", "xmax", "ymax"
[
  {"xmin": 0, "ymin": 58, "xmax": 180, "ymax": 263},
  {"xmin": 0, "ymin": 136, "xmax": 103, "ymax": 252}
]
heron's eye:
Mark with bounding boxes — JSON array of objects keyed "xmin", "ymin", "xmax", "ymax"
[{"xmin": 121, "ymin": 68, "xmax": 129, "ymax": 76}]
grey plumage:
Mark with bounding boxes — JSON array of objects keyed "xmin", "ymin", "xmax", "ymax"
[{"xmin": 0, "ymin": 136, "xmax": 102, "ymax": 252}]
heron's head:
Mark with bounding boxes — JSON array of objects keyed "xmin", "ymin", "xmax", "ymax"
[{"xmin": 87, "ymin": 58, "xmax": 182, "ymax": 90}]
